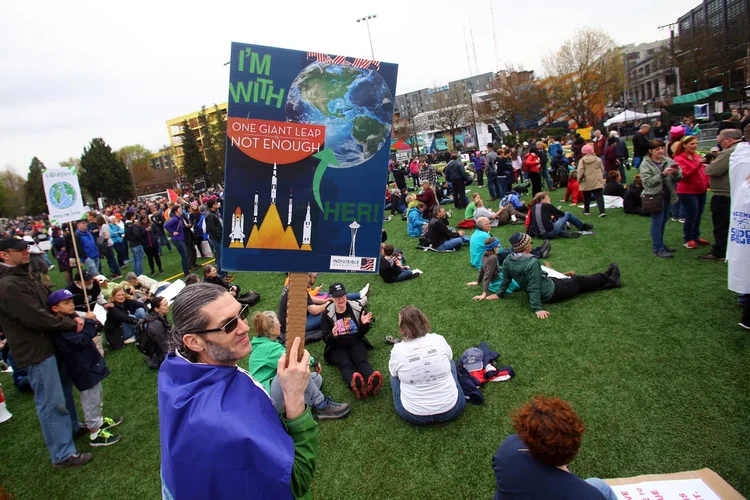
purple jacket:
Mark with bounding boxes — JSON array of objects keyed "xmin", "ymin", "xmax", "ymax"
[{"xmin": 163, "ymin": 215, "xmax": 185, "ymax": 241}]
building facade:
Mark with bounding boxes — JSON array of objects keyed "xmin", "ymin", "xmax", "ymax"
[
  {"xmin": 623, "ymin": 39, "xmax": 678, "ymax": 112},
  {"xmin": 393, "ymin": 72, "xmax": 494, "ymax": 118},
  {"xmin": 165, "ymin": 103, "xmax": 228, "ymax": 169}
]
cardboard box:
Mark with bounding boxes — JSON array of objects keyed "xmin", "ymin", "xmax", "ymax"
[{"xmin": 606, "ymin": 468, "xmax": 745, "ymax": 499}]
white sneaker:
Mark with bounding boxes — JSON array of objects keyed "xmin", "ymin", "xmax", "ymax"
[
  {"xmin": 123, "ymin": 336, "xmax": 136, "ymax": 345},
  {"xmin": 510, "ymin": 215, "xmax": 517, "ymax": 223},
  {"xmin": 412, "ymin": 269, "xmax": 423, "ymax": 276},
  {"xmin": 599, "ymin": 213, "xmax": 607, "ymax": 218},
  {"xmin": 359, "ymin": 283, "xmax": 370, "ymax": 298}
]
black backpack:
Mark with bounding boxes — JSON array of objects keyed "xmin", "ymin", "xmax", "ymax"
[{"xmin": 135, "ymin": 318, "xmax": 156, "ymax": 357}]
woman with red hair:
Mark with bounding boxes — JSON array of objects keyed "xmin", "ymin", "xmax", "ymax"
[{"xmin": 492, "ymin": 395, "xmax": 616, "ymax": 499}]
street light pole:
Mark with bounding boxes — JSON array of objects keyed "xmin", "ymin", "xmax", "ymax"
[{"xmin": 356, "ymin": 14, "xmax": 377, "ymax": 60}]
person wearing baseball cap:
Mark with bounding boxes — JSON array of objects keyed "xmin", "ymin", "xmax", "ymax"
[
  {"xmin": 497, "ymin": 233, "xmax": 621, "ymax": 319},
  {"xmin": 0, "ymin": 236, "xmax": 93, "ymax": 468}
]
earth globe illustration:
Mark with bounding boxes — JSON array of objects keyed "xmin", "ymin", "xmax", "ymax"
[
  {"xmin": 285, "ymin": 62, "xmax": 394, "ymax": 168},
  {"xmin": 48, "ymin": 181, "xmax": 77, "ymax": 210}
]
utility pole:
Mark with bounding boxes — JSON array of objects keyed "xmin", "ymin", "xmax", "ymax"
[
  {"xmin": 658, "ymin": 22, "xmax": 681, "ymax": 96},
  {"xmin": 356, "ymin": 14, "xmax": 377, "ymax": 60}
]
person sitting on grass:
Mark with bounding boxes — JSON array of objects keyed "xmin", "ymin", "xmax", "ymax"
[
  {"xmin": 159, "ymin": 283, "xmax": 319, "ymax": 499},
  {"xmin": 49, "ymin": 289, "xmax": 123, "ymax": 448},
  {"xmin": 416, "ymin": 180, "xmax": 438, "ymax": 212},
  {"xmin": 603, "ymin": 171, "xmax": 626, "ymax": 198},
  {"xmin": 465, "ymin": 192, "xmax": 482, "ymax": 220},
  {"xmin": 104, "ymin": 286, "xmax": 147, "ymax": 348},
  {"xmin": 473, "ymin": 198, "xmax": 526, "ymax": 228},
  {"xmin": 202, "ymin": 264, "xmax": 259, "ymax": 307},
  {"xmin": 321, "ymin": 283, "xmax": 381, "ymax": 400},
  {"xmin": 492, "ymin": 395, "xmax": 617, "ymax": 500},
  {"xmin": 623, "ymin": 175, "xmax": 647, "ymax": 216},
  {"xmin": 498, "ymin": 233, "xmax": 621, "ymax": 319},
  {"xmin": 388, "ymin": 306, "xmax": 466, "ymax": 425},
  {"xmin": 467, "ymin": 237, "xmax": 519, "ymax": 300},
  {"xmin": 249, "ymin": 311, "xmax": 350, "ymax": 420},
  {"xmin": 407, "ymin": 202, "xmax": 429, "ymax": 238},
  {"xmin": 499, "ymin": 190, "xmax": 529, "ymax": 214},
  {"xmin": 527, "ymin": 192, "xmax": 592, "ymax": 240},
  {"xmin": 427, "ymin": 206, "xmax": 471, "ymax": 251},
  {"xmin": 140, "ymin": 296, "xmax": 171, "ymax": 369},
  {"xmin": 563, "ymin": 171, "xmax": 582, "ymax": 205},
  {"xmin": 470, "ymin": 218, "xmax": 551, "ymax": 270},
  {"xmin": 379, "ymin": 243, "xmax": 423, "ymax": 283}
]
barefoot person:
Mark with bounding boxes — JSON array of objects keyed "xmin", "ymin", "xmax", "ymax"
[{"xmin": 159, "ymin": 283, "xmax": 318, "ymax": 499}]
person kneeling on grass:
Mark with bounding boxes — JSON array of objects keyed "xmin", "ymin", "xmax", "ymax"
[
  {"xmin": 159, "ymin": 283, "xmax": 318, "ymax": 499},
  {"xmin": 527, "ymin": 192, "xmax": 593, "ymax": 239},
  {"xmin": 467, "ymin": 237, "xmax": 519, "ymax": 300},
  {"xmin": 492, "ymin": 395, "xmax": 617, "ymax": 500},
  {"xmin": 498, "ymin": 233, "xmax": 621, "ymax": 320},
  {"xmin": 249, "ymin": 311, "xmax": 350, "ymax": 420},
  {"xmin": 388, "ymin": 306, "xmax": 465, "ymax": 425},
  {"xmin": 379, "ymin": 243, "xmax": 423, "ymax": 283},
  {"xmin": 50, "ymin": 290, "xmax": 123, "ymax": 447},
  {"xmin": 321, "ymin": 283, "xmax": 381, "ymax": 400}
]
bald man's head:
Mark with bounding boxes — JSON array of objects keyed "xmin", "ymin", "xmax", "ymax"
[{"xmin": 476, "ymin": 217, "xmax": 491, "ymax": 231}]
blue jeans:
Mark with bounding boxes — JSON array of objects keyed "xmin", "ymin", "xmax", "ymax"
[
  {"xmin": 391, "ymin": 361, "xmax": 466, "ymax": 425},
  {"xmin": 172, "ymin": 239, "xmax": 189, "ymax": 276},
  {"xmin": 83, "ymin": 257, "xmax": 99, "ymax": 276},
  {"xmin": 103, "ymin": 246, "xmax": 120, "ymax": 276},
  {"xmin": 585, "ymin": 478, "xmax": 617, "ymax": 500},
  {"xmin": 679, "ymin": 192, "xmax": 706, "ymax": 243},
  {"xmin": 393, "ymin": 269, "xmax": 415, "ymax": 282},
  {"xmin": 649, "ymin": 195, "xmax": 672, "ymax": 252},
  {"xmin": 130, "ymin": 245, "xmax": 144, "ymax": 276},
  {"xmin": 486, "ymin": 172, "xmax": 502, "ymax": 199},
  {"xmin": 159, "ymin": 231, "xmax": 172, "ymax": 252},
  {"xmin": 437, "ymin": 235, "xmax": 470, "ymax": 251},
  {"xmin": 546, "ymin": 212, "xmax": 585, "ymax": 239},
  {"xmin": 270, "ymin": 372, "xmax": 324, "ymax": 413},
  {"xmin": 26, "ymin": 356, "xmax": 79, "ymax": 464},
  {"xmin": 209, "ymin": 239, "xmax": 226, "ymax": 277},
  {"xmin": 542, "ymin": 164, "xmax": 554, "ymax": 189},
  {"xmin": 122, "ymin": 308, "xmax": 147, "ymax": 340}
]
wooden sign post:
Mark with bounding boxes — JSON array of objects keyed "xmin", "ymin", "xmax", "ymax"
[
  {"xmin": 68, "ymin": 221, "xmax": 91, "ymax": 313},
  {"xmin": 285, "ymin": 272, "xmax": 308, "ymax": 365}
]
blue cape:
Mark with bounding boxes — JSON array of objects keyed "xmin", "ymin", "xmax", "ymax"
[{"xmin": 158, "ymin": 353, "xmax": 294, "ymax": 499}]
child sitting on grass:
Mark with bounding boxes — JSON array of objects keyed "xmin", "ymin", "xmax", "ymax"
[
  {"xmin": 563, "ymin": 171, "xmax": 582, "ymax": 205},
  {"xmin": 49, "ymin": 289, "xmax": 123, "ymax": 447}
]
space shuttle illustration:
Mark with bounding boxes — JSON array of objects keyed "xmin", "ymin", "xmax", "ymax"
[{"xmin": 228, "ymin": 207, "xmax": 245, "ymax": 247}]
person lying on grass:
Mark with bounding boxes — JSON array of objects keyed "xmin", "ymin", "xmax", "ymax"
[
  {"xmin": 467, "ymin": 237, "xmax": 519, "ymax": 300},
  {"xmin": 526, "ymin": 192, "xmax": 593, "ymax": 240},
  {"xmin": 473, "ymin": 198, "xmax": 526, "ymax": 228},
  {"xmin": 159, "ymin": 283, "xmax": 318, "ymax": 499},
  {"xmin": 492, "ymin": 395, "xmax": 617, "ymax": 500},
  {"xmin": 498, "ymin": 233, "xmax": 621, "ymax": 320},
  {"xmin": 388, "ymin": 306, "xmax": 465, "ymax": 425},
  {"xmin": 249, "ymin": 311, "xmax": 350, "ymax": 421},
  {"xmin": 321, "ymin": 282, "xmax": 381, "ymax": 400}
]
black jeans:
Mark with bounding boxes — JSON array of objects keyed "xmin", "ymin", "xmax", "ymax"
[
  {"xmin": 548, "ymin": 273, "xmax": 610, "ymax": 302},
  {"xmin": 411, "ymin": 173, "xmax": 420, "ymax": 189},
  {"xmin": 583, "ymin": 189, "xmax": 605, "ymax": 215},
  {"xmin": 476, "ymin": 169, "xmax": 484, "ymax": 187},
  {"xmin": 452, "ymin": 181, "xmax": 466, "ymax": 208},
  {"xmin": 529, "ymin": 171, "xmax": 542, "ymax": 196},
  {"xmin": 325, "ymin": 341, "xmax": 373, "ymax": 386},
  {"xmin": 144, "ymin": 247, "xmax": 162, "ymax": 274},
  {"xmin": 710, "ymin": 195, "xmax": 730, "ymax": 258}
]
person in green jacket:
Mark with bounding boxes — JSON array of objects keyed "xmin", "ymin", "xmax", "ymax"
[
  {"xmin": 498, "ymin": 233, "xmax": 622, "ymax": 319},
  {"xmin": 249, "ymin": 311, "xmax": 350, "ymax": 420}
]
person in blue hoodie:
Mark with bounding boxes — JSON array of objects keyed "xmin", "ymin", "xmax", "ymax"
[
  {"xmin": 407, "ymin": 202, "xmax": 429, "ymax": 238},
  {"xmin": 74, "ymin": 219, "xmax": 99, "ymax": 276}
]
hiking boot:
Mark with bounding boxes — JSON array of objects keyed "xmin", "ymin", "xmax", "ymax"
[
  {"xmin": 351, "ymin": 372, "xmax": 367, "ymax": 400},
  {"xmin": 559, "ymin": 231, "xmax": 581, "ymax": 238},
  {"xmin": 607, "ymin": 265, "xmax": 622, "ymax": 288},
  {"xmin": 539, "ymin": 240, "xmax": 552, "ymax": 259},
  {"xmin": 698, "ymin": 253, "xmax": 722, "ymax": 261},
  {"xmin": 581, "ymin": 223, "xmax": 594, "ymax": 231},
  {"xmin": 654, "ymin": 249, "xmax": 673, "ymax": 258},
  {"xmin": 684, "ymin": 240, "xmax": 698, "ymax": 249},
  {"xmin": 89, "ymin": 429, "xmax": 121, "ymax": 447},
  {"xmin": 100, "ymin": 416, "xmax": 124, "ymax": 432},
  {"xmin": 314, "ymin": 397, "xmax": 350, "ymax": 420},
  {"xmin": 367, "ymin": 371, "xmax": 383, "ymax": 398},
  {"xmin": 53, "ymin": 452, "xmax": 93, "ymax": 469}
]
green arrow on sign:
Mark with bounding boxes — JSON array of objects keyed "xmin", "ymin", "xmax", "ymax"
[{"xmin": 312, "ymin": 149, "xmax": 339, "ymax": 212}]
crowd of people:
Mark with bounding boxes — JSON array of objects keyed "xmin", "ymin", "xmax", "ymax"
[{"xmin": 1, "ymin": 113, "xmax": 749, "ymax": 499}]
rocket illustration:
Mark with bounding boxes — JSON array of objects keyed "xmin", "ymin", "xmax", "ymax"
[
  {"xmin": 253, "ymin": 191, "xmax": 259, "ymax": 224},
  {"xmin": 302, "ymin": 203, "xmax": 312, "ymax": 245},
  {"xmin": 287, "ymin": 190, "xmax": 293, "ymax": 226},
  {"xmin": 229, "ymin": 207, "xmax": 245, "ymax": 244},
  {"xmin": 271, "ymin": 163, "xmax": 277, "ymax": 204}
]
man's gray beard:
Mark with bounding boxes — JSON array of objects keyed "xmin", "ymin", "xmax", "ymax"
[{"xmin": 204, "ymin": 338, "xmax": 240, "ymax": 363}]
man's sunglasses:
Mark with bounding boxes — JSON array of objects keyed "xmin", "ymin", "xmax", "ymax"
[{"xmin": 192, "ymin": 305, "xmax": 250, "ymax": 335}]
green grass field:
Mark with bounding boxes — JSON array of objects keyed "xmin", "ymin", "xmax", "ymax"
[{"xmin": 1, "ymin": 183, "xmax": 748, "ymax": 499}]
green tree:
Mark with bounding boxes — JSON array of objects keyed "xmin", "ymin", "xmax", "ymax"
[
  {"xmin": 198, "ymin": 107, "xmax": 222, "ymax": 185},
  {"xmin": 0, "ymin": 168, "xmax": 26, "ymax": 216},
  {"xmin": 25, "ymin": 157, "xmax": 48, "ymax": 215},
  {"xmin": 209, "ymin": 105, "xmax": 227, "ymax": 183},
  {"xmin": 117, "ymin": 144, "xmax": 151, "ymax": 166},
  {"xmin": 79, "ymin": 138, "xmax": 134, "ymax": 202},
  {"xmin": 181, "ymin": 121, "xmax": 207, "ymax": 184}
]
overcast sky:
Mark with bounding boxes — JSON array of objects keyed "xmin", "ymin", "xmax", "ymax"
[{"xmin": 1, "ymin": 0, "xmax": 690, "ymax": 176}]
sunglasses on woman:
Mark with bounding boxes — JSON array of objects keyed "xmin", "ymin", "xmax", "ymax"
[{"xmin": 192, "ymin": 304, "xmax": 250, "ymax": 335}]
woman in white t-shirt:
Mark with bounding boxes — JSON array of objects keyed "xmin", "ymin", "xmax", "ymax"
[{"xmin": 388, "ymin": 307, "xmax": 465, "ymax": 425}]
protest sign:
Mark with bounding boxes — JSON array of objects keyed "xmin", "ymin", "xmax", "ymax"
[
  {"xmin": 42, "ymin": 166, "xmax": 86, "ymax": 225},
  {"xmin": 220, "ymin": 42, "xmax": 398, "ymax": 273}
]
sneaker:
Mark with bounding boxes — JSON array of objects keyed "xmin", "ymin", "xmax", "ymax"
[
  {"xmin": 123, "ymin": 336, "xmax": 136, "ymax": 345},
  {"xmin": 665, "ymin": 247, "xmax": 677, "ymax": 253},
  {"xmin": 100, "ymin": 416, "xmax": 124, "ymax": 431},
  {"xmin": 53, "ymin": 452, "xmax": 93, "ymax": 469},
  {"xmin": 383, "ymin": 215, "xmax": 393, "ymax": 222},
  {"xmin": 684, "ymin": 241, "xmax": 699, "ymax": 249},
  {"xmin": 367, "ymin": 371, "xmax": 383, "ymax": 397},
  {"xmin": 654, "ymin": 249, "xmax": 674, "ymax": 258},
  {"xmin": 48, "ymin": 265, "xmax": 56, "ymax": 271},
  {"xmin": 679, "ymin": 219, "xmax": 686, "ymax": 223},
  {"xmin": 698, "ymin": 253, "xmax": 722, "ymax": 261},
  {"xmin": 559, "ymin": 231, "xmax": 581, "ymax": 238},
  {"xmin": 582, "ymin": 212, "xmax": 591, "ymax": 216},
  {"xmin": 351, "ymin": 372, "xmax": 367, "ymax": 400},
  {"xmin": 510, "ymin": 214, "xmax": 517, "ymax": 223},
  {"xmin": 739, "ymin": 322, "xmax": 750, "ymax": 330},
  {"xmin": 539, "ymin": 240, "xmax": 552, "ymax": 259},
  {"xmin": 671, "ymin": 218, "xmax": 679, "ymax": 222},
  {"xmin": 384, "ymin": 335, "xmax": 401, "ymax": 345},
  {"xmin": 123, "ymin": 260, "xmax": 130, "ymax": 265},
  {"xmin": 314, "ymin": 397, "xmax": 350, "ymax": 420},
  {"xmin": 697, "ymin": 238, "xmax": 711, "ymax": 246},
  {"xmin": 401, "ymin": 214, "xmax": 408, "ymax": 221},
  {"xmin": 159, "ymin": 270, "xmax": 165, "ymax": 275},
  {"xmin": 112, "ymin": 274, "xmax": 122, "ymax": 280},
  {"xmin": 598, "ymin": 213, "xmax": 607, "ymax": 218},
  {"xmin": 581, "ymin": 223, "xmax": 594, "ymax": 231},
  {"xmin": 359, "ymin": 283, "xmax": 370, "ymax": 298},
  {"xmin": 224, "ymin": 275, "xmax": 236, "ymax": 282},
  {"xmin": 89, "ymin": 429, "xmax": 121, "ymax": 447},
  {"xmin": 411, "ymin": 269, "xmax": 423, "ymax": 276}
]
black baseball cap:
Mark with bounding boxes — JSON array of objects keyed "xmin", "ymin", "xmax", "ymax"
[
  {"xmin": 0, "ymin": 237, "xmax": 30, "ymax": 252},
  {"xmin": 328, "ymin": 282, "xmax": 347, "ymax": 298}
]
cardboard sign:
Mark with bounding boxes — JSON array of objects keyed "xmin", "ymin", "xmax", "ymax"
[
  {"xmin": 220, "ymin": 43, "xmax": 398, "ymax": 273},
  {"xmin": 606, "ymin": 468, "xmax": 743, "ymax": 500},
  {"xmin": 42, "ymin": 167, "xmax": 86, "ymax": 225}
]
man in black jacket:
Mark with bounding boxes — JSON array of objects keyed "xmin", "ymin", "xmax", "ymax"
[
  {"xmin": 632, "ymin": 124, "xmax": 651, "ymax": 168},
  {"xmin": 0, "ymin": 237, "xmax": 92, "ymax": 469},
  {"xmin": 444, "ymin": 154, "xmax": 469, "ymax": 208},
  {"xmin": 426, "ymin": 206, "xmax": 470, "ymax": 251},
  {"xmin": 205, "ymin": 199, "xmax": 233, "ymax": 281},
  {"xmin": 124, "ymin": 212, "xmax": 146, "ymax": 276}
]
